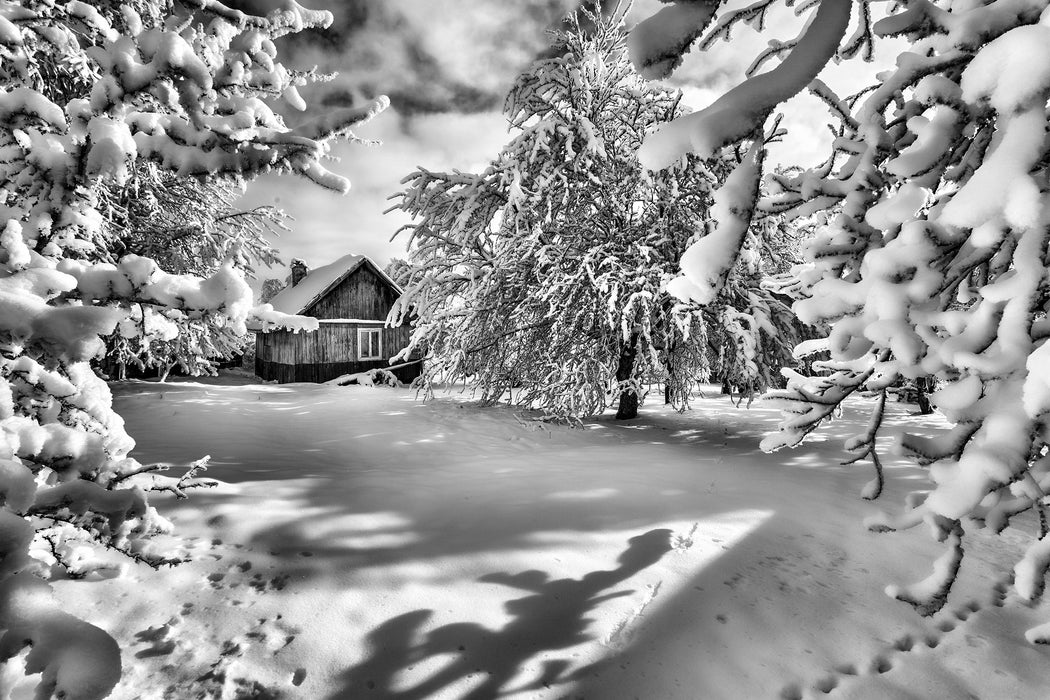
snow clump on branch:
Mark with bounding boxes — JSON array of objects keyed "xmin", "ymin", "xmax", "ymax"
[{"xmin": 631, "ymin": 0, "xmax": 1050, "ymax": 640}]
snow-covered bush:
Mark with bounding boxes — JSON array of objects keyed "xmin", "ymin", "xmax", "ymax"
[
  {"xmin": 392, "ymin": 10, "xmax": 797, "ymax": 420},
  {"xmin": 0, "ymin": 0, "xmax": 385, "ymax": 695},
  {"xmin": 631, "ymin": 0, "xmax": 1050, "ymax": 637}
]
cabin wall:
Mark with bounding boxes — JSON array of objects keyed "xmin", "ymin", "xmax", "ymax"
[
  {"xmin": 255, "ymin": 322, "xmax": 420, "ymax": 384},
  {"xmin": 255, "ymin": 261, "xmax": 421, "ymax": 384},
  {"xmin": 306, "ymin": 264, "xmax": 399, "ymax": 320}
]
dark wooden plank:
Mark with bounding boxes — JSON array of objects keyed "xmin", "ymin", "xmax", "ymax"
[{"xmin": 308, "ymin": 264, "xmax": 400, "ymax": 321}]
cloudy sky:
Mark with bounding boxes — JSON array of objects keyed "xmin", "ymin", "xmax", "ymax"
[{"xmin": 240, "ymin": 0, "xmax": 898, "ymax": 286}]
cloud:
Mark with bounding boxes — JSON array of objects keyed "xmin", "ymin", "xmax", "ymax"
[
  {"xmin": 240, "ymin": 0, "xmax": 904, "ymax": 289},
  {"xmin": 241, "ymin": 109, "xmax": 512, "ymax": 284},
  {"xmin": 230, "ymin": 1, "xmax": 582, "ymax": 288},
  {"xmin": 228, "ymin": 0, "xmax": 579, "ymax": 117}
]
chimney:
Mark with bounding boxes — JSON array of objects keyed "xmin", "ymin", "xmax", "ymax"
[{"xmin": 290, "ymin": 258, "xmax": 308, "ymax": 287}]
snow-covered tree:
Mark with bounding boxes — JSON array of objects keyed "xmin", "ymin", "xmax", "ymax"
[
  {"xmin": 384, "ymin": 256, "xmax": 412, "ymax": 289},
  {"xmin": 392, "ymin": 10, "xmax": 796, "ymax": 420},
  {"xmin": 703, "ymin": 214, "xmax": 808, "ymax": 402},
  {"xmin": 0, "ymin": 0, "xmax": 383, "ymax": 695},
  {"xmin": 101, "ymin": 170, "xmax": 288, "ymax": 379},
  {"xmin": 259, "ymin": 276, "xmax": 286, "ymax": 304},
  {"xmin": 108, "ymin": 168, "xmax": 284, "ymax": 279},
  {"xmin": 631, "ymin": 0, "xmax": 1050, "ymax": 638}
]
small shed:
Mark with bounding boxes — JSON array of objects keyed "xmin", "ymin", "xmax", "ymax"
[{"xmin": 255, "ymin": 253, "xmax": 421, "ymax": 384}]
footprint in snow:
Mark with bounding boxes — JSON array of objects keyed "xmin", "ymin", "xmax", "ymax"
[
  {"xmin": 782, "ymin": 572, "xmax": 1015, "ymax": 698},
  {"xmin": 870, "ymin": 655, "xmax": 893, "ymax": 674},
  {"xmin": 814, "ymin": 675, "xmax": 838, "ymax": 694},
  {"xmin": 248, "ymin": 571, "xmax": 291, "ymax": 592},
  {"xmin": 134, "ymin": 618, "xmax": 179, "ymax": 658},
  {"xmin": 990, "ymin": 578, "xmax": 1010, "ymax": 608},
  {"xmin": 235, "ymin": 615, "xmax": 301, "ymax": 654},
  {"xmin": 892, "ymin": 634, "xmax": 914, "ymax": 652},
  {"xmin": 954, "ymin": 599, "xmax": 981, "ymax": 620}
]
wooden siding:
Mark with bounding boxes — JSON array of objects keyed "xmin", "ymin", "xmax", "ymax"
[
  {"xmin": 306, "ymin": 263, "xmax": 399, "ymax": 320},
  {"xmin": 255, "ymin": 323, "xmax": 418, "ymax": 384},
  {"xmin": 257, "ymin": 324, "xmax": 411, "ymax": 365}
]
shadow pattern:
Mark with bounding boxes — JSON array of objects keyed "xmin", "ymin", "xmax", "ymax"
[{"xmin": 328, "ymin": 529, "xmax": 672, "ymax": 699}]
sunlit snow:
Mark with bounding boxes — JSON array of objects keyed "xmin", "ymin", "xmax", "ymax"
[{"xmin": 19, "ymin": 376, "xmax": 1049, "ymax": 699}]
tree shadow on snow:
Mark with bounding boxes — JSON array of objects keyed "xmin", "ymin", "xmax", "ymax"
[
  {"xmin": 151, "ymin": 402, "xmax": 903, "ymax": 587},
  {"xmin": 137, "ymin": 386, "xmax": 929, "ymax": 591},
  {"xmin": 327, "ymin": 528, "xmax": 673, "ymax": 699}
]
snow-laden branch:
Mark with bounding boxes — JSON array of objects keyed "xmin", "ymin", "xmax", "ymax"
[
  {"xmin": 627, "ymin": 0, "xmax": 722, "ymax": 80},
  {"xmin": 666, "ymin": 140, "xmax": 764, "ymax": 304},
  {"xmin": 637, "ymin": 0, "xmax": 852, "ymax": 168}
]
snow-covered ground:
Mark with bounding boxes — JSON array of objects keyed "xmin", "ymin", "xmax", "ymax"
[{"xmin": 24, "ymin": 377, "xmax": 1050, "ymax": 699}]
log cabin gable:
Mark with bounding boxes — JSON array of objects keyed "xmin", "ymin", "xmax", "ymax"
[{"xmin": 303, "ymin": 260, "xmax": 400, "ymax": 321}]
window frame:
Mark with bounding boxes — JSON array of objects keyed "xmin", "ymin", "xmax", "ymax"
[{"xmin": 357, "ymin": 327, "xmax": 383, "ymax": 361}]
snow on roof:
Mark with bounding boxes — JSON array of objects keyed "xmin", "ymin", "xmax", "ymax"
[
  {"xmin": 268, "ymin": 253, "xmax": 362, "ymax": 314},
  {"xmin": 268, "ymin": 253, "xmax": 402, "ymax": 316},
  {"xmin": 266, "ymin": 255, "xmax": 401, "ymax": 314}
]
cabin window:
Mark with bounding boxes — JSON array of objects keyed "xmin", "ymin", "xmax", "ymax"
[{"xmin": 358, "ymin": 328, "xmax": 382, "ymax": 360}]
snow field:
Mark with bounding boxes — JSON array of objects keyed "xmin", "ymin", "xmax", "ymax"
[{"xmin": 21, "ymin": 380, "xmax": 1050, "ymax": 699}]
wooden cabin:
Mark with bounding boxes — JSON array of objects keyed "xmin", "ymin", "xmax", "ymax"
[{"xmin": 254, "ymin": 254, "xmax": 421, "ymax": 384}]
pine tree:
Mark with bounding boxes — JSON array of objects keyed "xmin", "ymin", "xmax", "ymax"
[
  {"xmin": 0, "ymin": 0, "xmax": 384, "ymax": 694},
  {"xmin": 631, "ymin": 0, "xmax": 1050, "ymax": 638}
]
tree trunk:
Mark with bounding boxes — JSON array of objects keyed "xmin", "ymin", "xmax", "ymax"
[
  {"xmin": 916, "ymin": 377, "xmax": 933, "ymax": 415},
  {"xmin": 616, "ymin": 330, "xmax": 640, "ymax": 420},
  {"xmin": 662, "ymin": 327, "xmax": 676, "ymax": 406},
  {"xmin": 663, "ymin": 359, "xmax": 674, "ymax": 406}
]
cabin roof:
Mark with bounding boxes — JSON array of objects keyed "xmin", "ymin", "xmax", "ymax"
[{"xmin": 268, "ymin": 253, "xmax": 402, "ymax": 315}]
